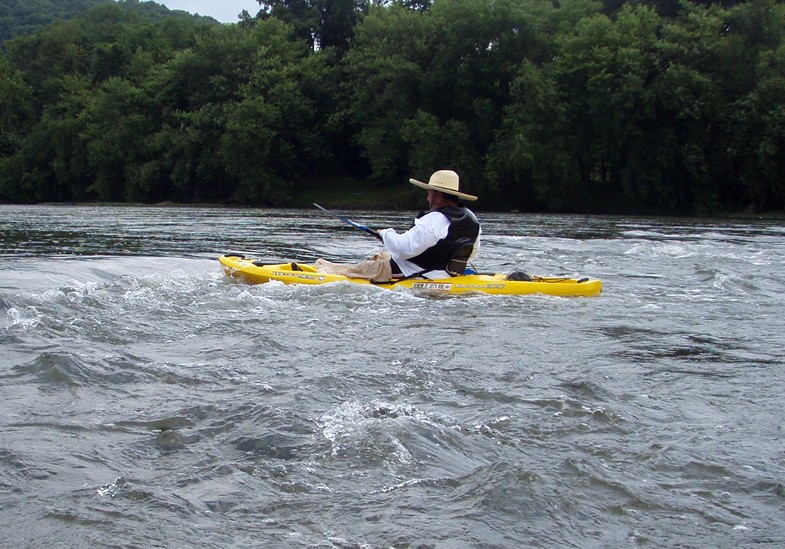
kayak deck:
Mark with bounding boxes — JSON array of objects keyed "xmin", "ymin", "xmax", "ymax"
[{"xmin": 219, "ymin": 255, "xmax": 602, "ymax": 297}]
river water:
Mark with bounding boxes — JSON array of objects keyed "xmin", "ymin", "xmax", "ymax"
[{"xmin": 1, "ymin": 204, "xmax": 784, "ymax": 548}]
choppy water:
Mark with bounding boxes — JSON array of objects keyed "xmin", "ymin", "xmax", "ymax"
[{"xmin": 1, "ymin": 204, "xmax": 784, "ymax": 548}]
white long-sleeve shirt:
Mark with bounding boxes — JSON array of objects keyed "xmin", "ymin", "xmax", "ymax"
[{"xmin": 379, "ymin": 210, "xmax": 481, "ymax": 278}]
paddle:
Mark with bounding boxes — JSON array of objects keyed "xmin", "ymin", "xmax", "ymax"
[{"xmin": 313, "ymin": 203, "xmax": 382, "ymax": 241}]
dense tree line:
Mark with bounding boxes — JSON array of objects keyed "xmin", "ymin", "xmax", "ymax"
[{"xmin": 0, "ymin": 0, "xmax": 783, "ymax": 214}]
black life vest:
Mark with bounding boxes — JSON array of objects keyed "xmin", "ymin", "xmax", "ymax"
[{"xmin": 409, "ymin": 206, "xmax": 480, "ymax": 274}]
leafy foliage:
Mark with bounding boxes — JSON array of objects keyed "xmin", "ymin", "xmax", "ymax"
[
  {"xmin": 0, "ymin": 0, "xmax": 214, "ymax": 42},
  {"xmin": 1, "ymin": 0, "xmax": 108, "ymax": 41},
  {"xmin": 0, "ymin": 0, "xmax": 783, "ymax": 213}
]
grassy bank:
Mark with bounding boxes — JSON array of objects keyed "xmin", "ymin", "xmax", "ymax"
[{"xmin": 286, "ymin": 177, "xmax": 422, "ymax": 211}]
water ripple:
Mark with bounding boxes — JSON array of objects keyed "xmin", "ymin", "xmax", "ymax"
[{"xmin": 1, "ymin": 206, "xmax": 784, "ymax": 548}]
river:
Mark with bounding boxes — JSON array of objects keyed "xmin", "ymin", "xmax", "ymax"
[{"xmin": 1, "ymin": 204, "xmax": 784, "ymax": 548}]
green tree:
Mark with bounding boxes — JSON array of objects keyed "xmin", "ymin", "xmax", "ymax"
[
  {"xmin": 0, "ymin": 0, "xmax": 112, "ymax": 42},
  {"xmin": 485, "ymin": 60, "xmax": 573, "ymax": 211},
  {"xmin": 1, "ymin": 74, "xmax": 95, "ymax": 202},
  {"xmin": 0, "ymin": 56, "xmax": 34, "ymax": 201},
  {"xmin": 487, "ymin": 1, "xmax": 777, "ymax": 214},
  {"xmin": 256, "ymin": 0, "xmax": 367, "ymax": 52},
  {"xmin": 402, "ymin": 110, "xmax": 478, "ymax": 190},
  {"xmin": 339, "ymin": 4, "xmax": 427, "ymax": 182},
  {"xmin": 256, "ymin": 0, "xmax": 321, "ymax": 48},
  {"xmin": 2, "ymin": 0, "xmax": 784, "ymax": 213},
  {"xmin": 730, "ymin": 1, "xmax": 785, "ymax": 211},
  {"xmin": 0, "ymin": 57, "xmax": 31, "ymax": 156},
  {"xmin": 222, "ymin": 19, "xmax": 338, "ymax": 204}
]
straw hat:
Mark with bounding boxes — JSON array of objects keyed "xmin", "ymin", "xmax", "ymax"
[{"xmin": 409, "ymin": 170, "xmax": 478, "ymax": 201}]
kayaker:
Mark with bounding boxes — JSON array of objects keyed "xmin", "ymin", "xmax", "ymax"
[
  {"xmin": 379, "ymin": 169, "xmax": 480, "ymax": 279},
  {"xmin": 315, "ymin": 169, "xmax": 481, "ymax": 281}
]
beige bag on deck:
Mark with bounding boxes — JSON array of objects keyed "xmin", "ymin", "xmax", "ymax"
[{"xmin": 314, "ymin": 252, "xmax": 393, "ymax": 283}]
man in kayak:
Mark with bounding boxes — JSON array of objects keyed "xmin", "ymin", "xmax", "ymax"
[
  {"xmin": 316, "ymin": 169, "xmax": 481, "ymax": 281},
  {"xmin": 379, "ymin": 169, "xmax": 480, "ymax": 279}
]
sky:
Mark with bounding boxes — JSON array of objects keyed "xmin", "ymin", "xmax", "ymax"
[{"xmin": 156, "ymin": 1, "xmax": 261, "ymax": 23}]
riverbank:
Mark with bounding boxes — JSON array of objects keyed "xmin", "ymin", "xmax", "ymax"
[
  {"xmin": 13, "ymin": 176, "xmax": 785, "ymax": 218},
  {"xmin": 286, "ymin": 177, "xmax": 420, "ymax": 210}
]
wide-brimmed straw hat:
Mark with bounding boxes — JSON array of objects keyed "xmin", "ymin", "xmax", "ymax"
[{"xmin": 409, "ymin": 170, "xmax": 478, "ymax": 202}]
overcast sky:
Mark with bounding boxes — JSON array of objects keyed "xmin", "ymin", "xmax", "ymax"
[{"xmin": 157, "ymin": 1, "xmax": 261, "ymax": 23}]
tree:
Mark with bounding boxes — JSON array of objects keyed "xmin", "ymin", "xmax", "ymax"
[
  {"xmin": 402, "ymin": 110, "xmax": 478, "ymax": 191},
  {"xmin": 0, "ymin": 56, "xmax": 34, "ymax": 201},
  {"xmin": 0, "ymin": 57, "xmax": 31, "ymax": 156},
  {"xmin": 221, "ymin": 19, "xmax": 339, "ymax": 204},
  {"xmin": 730, "ymin": 1, "xmax": 785, "ymax": 211},
  {"xmin": 0, "ymin": 0, "xmax": 112, "ymax": 42},
  {"xmin": 256, "ymin": 0, "xmax": 368, "ymax": 52},
  {"xmin": 2, "ymin": 0, "xmax": 784, "ymax": 214},
  {"xmin": 486, "ymin": 1, "xmax": 775, "ymax": 214},
  {"xmin": 319, "ymin": 0, "xmax": 361, "ymax": 52},
  {"xmin": 256, "ymin": 0, "xmax": 321, "ymax": 48},
  {"xmin": 338, "ymin": 4, "xmax": 427, "ymax": 182}
]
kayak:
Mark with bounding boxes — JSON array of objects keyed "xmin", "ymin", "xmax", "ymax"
[
  {"xmin": 219, "ymin": 254, "xmax": 602, "ymax": 297},
  {"xmin": 219, "ymin": 255, "xmax": 602, "ymax": 297}
]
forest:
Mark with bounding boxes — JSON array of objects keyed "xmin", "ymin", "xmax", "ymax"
[
  {"xmin": 0, "ymin": 0, "xmax": 783, "ymax": 214},
  {"xmin": 0, "ymin": 0, "xmax": 207, "ymax": 41}
]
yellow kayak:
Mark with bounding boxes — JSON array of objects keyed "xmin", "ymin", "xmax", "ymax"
[{"xmin": 219, "ymin": 255, "xmax": 602, "ymax": 297}]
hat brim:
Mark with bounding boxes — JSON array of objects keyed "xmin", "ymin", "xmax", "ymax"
[{"xmin": 409, "ymin": 179, "xmax": 478, "ymax": 201}]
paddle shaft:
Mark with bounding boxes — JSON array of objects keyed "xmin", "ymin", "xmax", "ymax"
[{"xmin": 313, "ymin": 203, "xmax": 382, "ymax": 241}]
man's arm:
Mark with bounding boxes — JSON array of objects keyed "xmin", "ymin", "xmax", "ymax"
[{"xmin": 378, "ymin": 212, "xmax": 449, "ymax": 259}]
